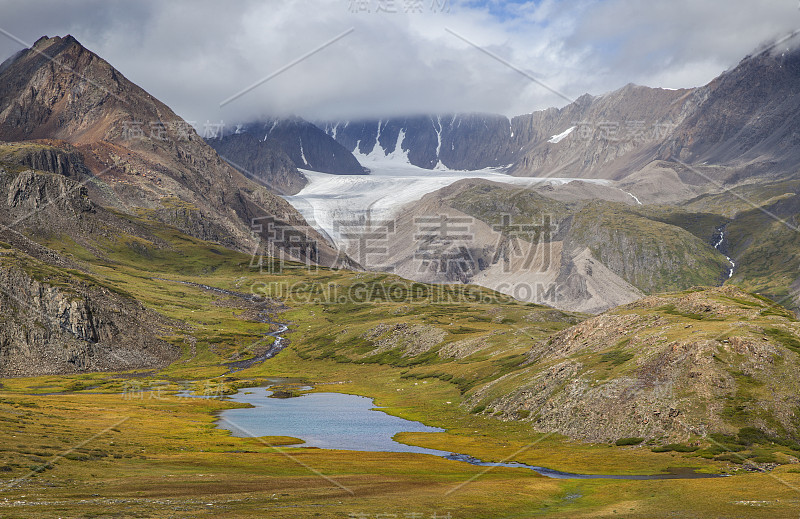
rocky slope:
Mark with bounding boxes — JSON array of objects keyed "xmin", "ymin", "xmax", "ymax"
[
  {"xmin": 0, "ymin": 35, "xmax": 340, "ymax": 265},
  {"xmin": 467, "ymin": 287, "xmax": 800, "ymax": 442},
  {"xmin": 0, "ymin": 141, "xmax": 91, "ymax": 179},
  {"xmin": 566, "ymin": 201, "xmax": 731, "ymax": 293},
  {"xmin": 657, "ymin": 43, "xmax": 800, "ymax": 180},
  {"xmin": 0, "ymin": 158, "xmax": 189, "ymax": 376},
  {"xmin": 0, "ymin": 253, "xmax": 178, "ymax": 377},
  {"xmin": 508, "ymin": 85, "xmax": 692, "ymax": 179}
]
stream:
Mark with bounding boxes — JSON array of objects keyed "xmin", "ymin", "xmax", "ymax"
[
  {"xmin": 153, "ymin": 278, "xmax": 289, "ymax": 374},
  {"xmin": 712, "ymin": 226, "xmax": 735, "ymax": 278}
]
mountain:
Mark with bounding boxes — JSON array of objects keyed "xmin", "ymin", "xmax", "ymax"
[
  {"xmin": 352, "ymin": 179, "xmax": 730, "ymax": 313},
  {"xmin": 656, "ymin": 44, "xmax": 800, "ymax": 180},
  {"xmin": 315, "ymin": 87, "xmax": 690, "ymax": 175},
  {"xmin": 288, "ymin": 39, "xmax": 800, "ymax": 313},
  {"xmin": 316, "ymin": 42, "xmax": 800, "ymax": 193},
  {"xmin": 207, "ymin": 117, "xmax": 367, "ymax": 196},
  {"xmin": 0, "ymin": 35, "xmax": 354, "ymax": 376},
  {"xmin": 3, "ymin": 32, "xmax": 800, "ymax": 517},
  {"xmin": 1, "ymin": 33, "xmax": 798, "ymax": 376},
  {"xmin": 207, "ymin": 130, "xmax": 307, "ymax": 196},
  {"xmin": 0, "ymin": 35, "xmax": 338, "ymax": 265},
  {"xmin": 509, "ymin": 85, "xmax": 693, "ymax": 180}
]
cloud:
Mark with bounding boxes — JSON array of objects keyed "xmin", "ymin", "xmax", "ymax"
[
  {"xmin": 0, "ymin": 0, "xmax": 798, "ymax": 124},
  {"xmin": 567, "ymin": 0, "xmax": 800, "ymax": 89}
]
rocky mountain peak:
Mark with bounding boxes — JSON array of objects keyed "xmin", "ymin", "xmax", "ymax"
[
  {"xmin": 0, "ymin": 34, "xmax": 182, "ymax": 144},
  {"xmin": 0, "ymin": 35, "xmax": 342, "ymax": 263}
]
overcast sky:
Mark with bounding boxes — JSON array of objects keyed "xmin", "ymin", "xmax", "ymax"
[{"xmin": 1, "ymin": 0, "xmax": 798, "ymax": 125}]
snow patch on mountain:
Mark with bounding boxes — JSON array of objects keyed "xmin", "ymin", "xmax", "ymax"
[
  {"xmin": 434, "ymin": 115, "xmax": 443, "ymax": 156},
  {"xmin": 263, "ymin": 120, "xmax": 278, "ymax": 141},
  {"xmin": 547, "ymin": 126, "xmax": 576, "ymax": 144},
  {"xmin": 299, "ymin": 139, "xmax": 308, "ymax": 166},
  {"xmin": 352, "ymin": 127, "xmax": 412, "ymax": 166},
  {"xmin": 622, "ymin": 190, "xmax": 642, "ymax": 205}
]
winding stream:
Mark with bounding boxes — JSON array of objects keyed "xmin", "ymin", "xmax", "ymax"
[{"xmin": 153, "ymin": 278, "xmax": 289, "ymax": 374}]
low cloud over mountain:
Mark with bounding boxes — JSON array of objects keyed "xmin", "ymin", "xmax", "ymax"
[{"xmin": 0, "ymin": 0, "xmax": 798, "ymax": 125}]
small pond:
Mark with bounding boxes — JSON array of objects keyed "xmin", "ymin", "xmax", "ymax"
[
  {"xmin": 219, "ymin": 387, "xmax": 446, "ymax": 456},
  {"xmin": 207, "ymin": 387, "xmax": 726, "ymax": 480}
]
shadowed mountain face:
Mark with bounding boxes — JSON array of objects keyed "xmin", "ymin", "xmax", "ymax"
[
  {"xmin": 207, "ymin": 117, "xmax": 367, "ymax": 196},
  {"xmin": 320, "ymin": 114, "xmax": 520, "ymax": 170},
  {"xmin": 317, "ymin": 89, "xmax": 691, "ymax": 175},
  {"xmin": 207, "ymin": 131, "xmax": 307, "ymax": 196},
  {"xmin": 247, "ymin": 118, "xmax": 367, "ymax": 175},
  {"xmin": 0, "ymin": 35, "xmax": 340, "ymax": 265},
  {"xmin": 657, "ymin": 46, "xmax": 800, "ymax": 180}
]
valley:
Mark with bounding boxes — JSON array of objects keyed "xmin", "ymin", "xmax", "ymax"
[
  {"xmin": 0, "ymin": 14, "xmax": 798, "ymax": 519},
  {"xmin": 1, "ymin": 232, "xmax": 799, "ymax": 518}
]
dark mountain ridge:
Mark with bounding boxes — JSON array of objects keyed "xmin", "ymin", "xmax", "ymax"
[
  {"xmin": 207, "ymin": 117, "xmax": 367, "ymax": 195},
  {"xmin": 300, "ymin": 37, "xmax": 800, "ymax": 191}
]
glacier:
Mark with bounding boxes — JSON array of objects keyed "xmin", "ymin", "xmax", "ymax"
[{"xmin": 282, "ymin": 153, "xmax": 611, "ymax": 248}]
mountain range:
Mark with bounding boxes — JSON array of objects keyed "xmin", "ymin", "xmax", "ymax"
[
  {"xmin": 312, "ymin": 44, "xmax": 800, "ymax": 186},
  {"xmin": 221, "ymin": 42, "xmax": 799, "ymax": 189},
  {"xmin": 2, "ymin": 36, "xmax": 798, "ymax": 319},
  {"xmin": 208, "ymin": 41, "xmax": 800, "ymax": 313}
]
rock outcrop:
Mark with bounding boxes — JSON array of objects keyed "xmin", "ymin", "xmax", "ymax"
[{"xmin": 0, "ymin": 258, "xmax": 178, "ymax": 377}]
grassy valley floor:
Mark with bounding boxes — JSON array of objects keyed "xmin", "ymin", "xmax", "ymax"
[{"xmin": 0, "ymin": 218, "xmax": 799, "ymax": 517}]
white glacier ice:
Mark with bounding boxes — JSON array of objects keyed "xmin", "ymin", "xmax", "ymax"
[{"xmin": 282, "ymin": 158, "xmax": 611, "ymax": 247}]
